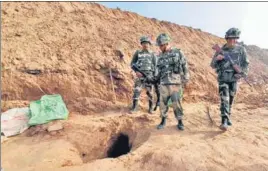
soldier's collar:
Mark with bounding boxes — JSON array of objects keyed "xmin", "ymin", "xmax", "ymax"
[
  {"xmin": 141, "ymin": 49, "xmax": 151, "ymax": 52},
  {"xmin": 222, "ymin": 43, "xmax": 237, "ymax": 50}
]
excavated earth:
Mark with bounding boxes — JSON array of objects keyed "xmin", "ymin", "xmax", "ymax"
[{"xmin": 1, "ymin": 2, "xmax": 268, "ymax": 171}]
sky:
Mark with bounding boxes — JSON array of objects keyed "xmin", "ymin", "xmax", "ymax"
[{"xmin": 98, "ymin": 2, "xmax": 268, "ymax": 49}]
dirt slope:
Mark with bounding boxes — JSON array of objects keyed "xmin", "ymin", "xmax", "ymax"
[
  {"xmin": 1, "ymin": 2, "xmax": 268, "ymax": 171},
  {"xmin": 1, "ymin": 2, "xmax": 267, "ymax": 113},
  {"xmin": 246, "ymin": 44, "xmax": 268, "ymax": 66}
]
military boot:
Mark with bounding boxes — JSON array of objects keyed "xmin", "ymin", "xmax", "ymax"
[
  {"xmin": 130, "ymin": 100, "xmax": 138, "ymax": 113},
  {"xmin": 220, "ymin": 116, "xmax": 228, "ymax": 131},
  {"xmin": 177, "ymin": 120, "xmax": 184, "ymax": 131},
  {"xmin": 227, "ymin": 117, "xmax": 232, "ymax": 126},
  {"xmin": 227, "ymin": 112, "xmax": 232, "ymax": 126},
  {"xmin": 148, "ymin": 100, "xmax": 153, "ymax": 114},
  {"xmin": 157, "ymin": 117, "xmax": 166, "ymax": 129}
]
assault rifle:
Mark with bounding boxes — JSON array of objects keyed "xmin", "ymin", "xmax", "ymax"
[
  {"xmin": 131, "ymin": 63, "xmax": 155, "ymax": 83},
  {"xmin": 212, "ymin": 44, "xmax": 252, "ymax": 87}
]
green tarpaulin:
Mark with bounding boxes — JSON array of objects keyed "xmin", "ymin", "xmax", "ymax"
[{"xmin": 28, "ymin": 94, "xmax": 69, "ymax": 126}]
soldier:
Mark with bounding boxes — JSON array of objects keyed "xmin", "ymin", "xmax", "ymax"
[
  {"xmin": 155, "ymin": 33, "xmax": 190, "ymax": 130},
  {"xmin": 130, "ymin": 36, "xmax": 157, "ymax": 114},
  {"xmin": 210, "ymin": 28, "xmax": 249, "ymax": 131}
]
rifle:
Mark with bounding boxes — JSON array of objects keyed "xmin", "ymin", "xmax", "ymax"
[
  {"xmin": 131, "ymin": 63, "xmax": 155, "ymax": 83},
  {"xmin": 212, "ymin": 44, "xmax": 252, "ymax": 87}
]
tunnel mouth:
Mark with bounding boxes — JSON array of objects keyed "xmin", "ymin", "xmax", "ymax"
[{"xmin": 107, "ymin": 133, "xmax": 132, "ymax": 158}]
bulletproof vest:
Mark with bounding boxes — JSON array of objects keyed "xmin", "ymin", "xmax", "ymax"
[
  {"xmin": 157, "ymin": 48, "xmax": 183, "ymax": 85},
  {"xmin": 157, "ymin": 49, "xmax": 181, "ymax": 75},
  {"xmin": 136, "ymin": 51, "xmax": 154, "ymax": 71},
  {"xmin": 217, "ymin": 45, "xmax": 243, "ymax": 82},
  {"xmin": 218, "ymin": 45, "xmax": 243, "ymax": 72}
]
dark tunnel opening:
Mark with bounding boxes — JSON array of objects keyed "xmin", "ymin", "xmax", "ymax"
[{"xmin": 107, "ymin": 133, "xmax": 132, "ymax": 158}]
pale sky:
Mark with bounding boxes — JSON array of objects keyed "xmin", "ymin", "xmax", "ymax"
[{"xmin": 98, "ymin": 2, "xmax": 268, "ymax": 49}]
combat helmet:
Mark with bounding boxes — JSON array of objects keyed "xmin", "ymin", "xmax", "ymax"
[
  {"xmin": 156, "ymin": 33, "xmax": 171, "ymax": 46},
  {"xmin": 225, "ymin": 28, "xmax": 241, "ymax": 39},
  {"xmin": 140, "ymin": 36, "xmax": 152, "ymax": 45}
]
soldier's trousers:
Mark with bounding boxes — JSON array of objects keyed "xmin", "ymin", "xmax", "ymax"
[
  {"xmin": 159, "ymin": 84, "xmax": 183, "ymax": 120},
  {"xmin": 219, "ymin": 81, "xmax": 238, "ymax": 117},
  {"xmin": 153, "ymin": 83, "xmax": 160, "ymax": 105},
  {"xmin": 132, "ymin": 77, "xmax": 153, "ymax": 102}
]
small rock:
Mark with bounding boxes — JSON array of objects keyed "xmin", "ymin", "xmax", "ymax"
[
  {"xmin": 27, "ymin": 125, "xmax": 42, "ymax": 136},
  {"xmin": 47, "ymin": 122, "xmax": 63, "ymax": 132},
  {"xmin": 95, "ymin": 64, "xmax": 101, "ymax": 70},
  {"xmin": 41, "ymin": 123, "xmax": 49, "ymax": 130},
  {"xmin": 49, "ymin": 131, "xmax": 57, "ymax": 136}
]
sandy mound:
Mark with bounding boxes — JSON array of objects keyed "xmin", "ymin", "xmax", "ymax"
[
  {"xmin": 2, "ymin": 2, "xmax": 267, "ymax": 113},
  {"xmin": 1, "ymin": 2, "xmax": 268, "ymax": 171}
]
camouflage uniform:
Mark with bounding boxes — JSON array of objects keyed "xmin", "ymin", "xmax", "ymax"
[
  {"xmin": 157, "ymin": 48, "xmax": 190, "ymax": 119},
  {"xmin": 130, "ymin": 36, "xmax": 157, "ymax": 113},
  {"xmin": 153, "ymin": 80, "xmax": 161, "ymax": 111},
  {"xmin": 153, "ymin": 55, "xmax": 161, "ymax": 111},
  {"xmin": 210, "ymin": 28, "xmax": 249, "ymax": 129},
  {"xmin": 155, "ymin": 33, "xmax": 190, "ymax": 130}
]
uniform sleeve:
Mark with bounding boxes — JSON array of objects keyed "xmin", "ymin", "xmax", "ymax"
[
  {"xmin": 210, "ymin": 52, "xmax": 220, "ymax": 69},
  {"xmin": 240, "ymin": 47, "xmax": 249, "ymax": 76},
  {"xmin": 152, "ymin": 53, "xmax": 157, "ymax": 73},
  {"xmin": 154, "ymin": 55, "xmax": 161, "ymax": 82},
  {"xmin": 130, "ymin": 50, "xmax": 139, "ymax": 72},
  {"xmin": 179, "ymin": 50, "xmax": 190, "ymax": 81}
]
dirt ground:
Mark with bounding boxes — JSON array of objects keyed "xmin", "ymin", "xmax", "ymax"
[{"xmin": 2, "ymin": 102, "xmax": 268, "ymax": 171}]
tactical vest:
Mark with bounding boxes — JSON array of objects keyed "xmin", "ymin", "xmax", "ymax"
[
  {"xmin": 136, "ymin": 51, "xmax": 154, "ymax": 71},
  {"xmin": 157, "ymin": 48, "xmax": 183, "ymax": 85},
  {"xmin": 157, "ymin": 49, "xmax": 181, "ymax": 75},
  {"xmin": 217, "ymin": 45, "xmax": 244, "ymax": 82}
]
